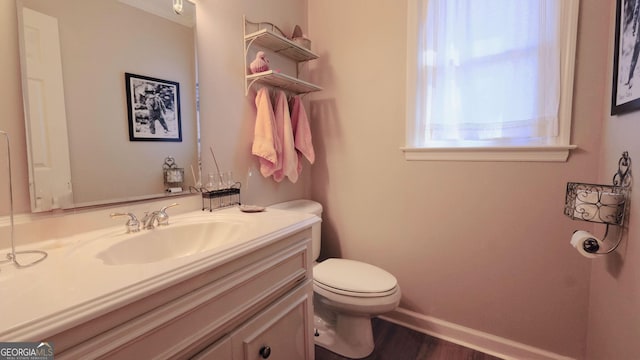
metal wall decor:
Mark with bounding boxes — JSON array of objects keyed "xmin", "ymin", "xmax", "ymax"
[{"xmin": 564, "ymin": 151, "xmax": 633, "ymax": 255}]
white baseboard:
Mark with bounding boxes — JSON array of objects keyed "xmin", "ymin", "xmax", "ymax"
[{"xmin": 379, "ymin": 308, "xmax": 575, "ymax": 360}]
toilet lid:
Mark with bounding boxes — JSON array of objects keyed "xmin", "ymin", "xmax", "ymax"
[{"xmin": 313, "ymin": 258, "xmax": 397, "ymax": 295}]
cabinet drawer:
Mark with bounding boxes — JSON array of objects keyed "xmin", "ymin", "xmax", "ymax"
[
  {"xmin": 232, "ymin": 280, "xmax": 314, "ymax": 360},
  {"xmin": 57, "ymin": 234, "xmax": 311, "ymax": 359}
]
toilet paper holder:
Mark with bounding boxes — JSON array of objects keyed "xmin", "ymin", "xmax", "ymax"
[{"xmin": 564, "ymin": 151, "xmax": 632, "ymax": 255}]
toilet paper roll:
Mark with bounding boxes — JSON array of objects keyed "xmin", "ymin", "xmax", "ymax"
[{"xmin": 570, "ymin": 230, "xmax": 603, "ymax": 259}]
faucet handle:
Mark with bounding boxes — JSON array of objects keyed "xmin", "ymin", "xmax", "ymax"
[
  {"xmin": 110, "ymin": 212, "xmax": 140, "ymax": 233},
  {"xmin": 157, "ymin": 203, "xmax": 179, "ymax": 226},
  {"xmin": 160, "ymin": 202, "xmax": 179, "ymax": 212}
]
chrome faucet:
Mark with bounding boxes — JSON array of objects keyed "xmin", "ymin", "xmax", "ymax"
[
  {"xmin": 142, "ymin": 203, "xmax": 179, "ymax": 230},
  {"xmin": 110, "ymin": 212, "xmax": 141, "ymax": 233}
]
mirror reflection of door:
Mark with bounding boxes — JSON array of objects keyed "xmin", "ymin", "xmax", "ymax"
[{"xmin": 21, "ymin": 7, "xmax": 73, "ymax": 212}]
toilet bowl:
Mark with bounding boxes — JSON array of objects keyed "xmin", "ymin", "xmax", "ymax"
[{"xmin": 269, "ymin": 200, "xmax": 401, "ymax": 359}]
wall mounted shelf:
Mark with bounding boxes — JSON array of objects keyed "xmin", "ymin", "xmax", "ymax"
[
  {"xmin": 246, "ymin": 70, "xmax": 322, "ymax": 94},
  {"xmin": 243, "ymin": 16, "xmax": 322, "ymax": 95},
  {"xmin": 244, "ymin": 28, "xmax": 319, "ymax": 62}
]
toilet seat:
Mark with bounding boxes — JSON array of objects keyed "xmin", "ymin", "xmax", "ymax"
[{"xmin": 314, "ymin": 258, "xmax": 398, "ymax": 298}]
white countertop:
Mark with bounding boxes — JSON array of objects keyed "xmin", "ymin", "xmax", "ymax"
[{"xmin": 0, "ymin": 206, "xmax": 318, "ymax": 341}]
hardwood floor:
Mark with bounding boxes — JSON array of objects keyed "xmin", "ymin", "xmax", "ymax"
[{"xmin": 315, "ymin": 318, "xmax": 503, "ymax": 360}]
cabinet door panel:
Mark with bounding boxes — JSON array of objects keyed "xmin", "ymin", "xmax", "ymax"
[{"xmin": 232, "ymin": 281, "xmax": 314, "ymax": 360}]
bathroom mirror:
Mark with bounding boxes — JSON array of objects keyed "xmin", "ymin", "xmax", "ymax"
[{"xmin": 16, "ymin": 0, "xmax": 198, "ymax": 212}]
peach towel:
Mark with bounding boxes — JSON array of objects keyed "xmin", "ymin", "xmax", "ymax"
[
  {"xmin": 273, "ymin": 90, "xmax": 298, "ymax": 183},
  {"xmin": 252, "ymin": 88, "xmax": 279, "ymax": 177},
  {"xmin": 290, "ymin": 96, "xmax": 315, "ymax": 176}
]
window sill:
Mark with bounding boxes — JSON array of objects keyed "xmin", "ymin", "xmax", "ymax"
[{"xmin": 400, "ymin": 145, "xmax": 577, "ymax": 162}]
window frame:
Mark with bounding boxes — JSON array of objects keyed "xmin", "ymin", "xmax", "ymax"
[{"xmin": 403, "ymin": 0, "xmax": 580, "ymax": 162}]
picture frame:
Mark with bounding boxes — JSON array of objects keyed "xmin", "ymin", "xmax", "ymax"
[
  {"xmin": 612, "ymin": 0, "xmax": 640, "ymax": 115},
  {"xmin": 125, "ymin": 72, "xmax": 182, "ymax": 141}
]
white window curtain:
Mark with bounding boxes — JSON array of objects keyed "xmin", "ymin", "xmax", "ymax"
[{"xmin": 415, "ymin": 0, "xmax": 561, "ymax": 146}]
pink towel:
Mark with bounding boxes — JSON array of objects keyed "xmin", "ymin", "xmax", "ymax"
[
  {"xmin": 252, "ymin": 88, "xmax": 279, "ymax": 177},
  {"xmin": 273, "ymin": 90, "xmax": 298, "ymax": 183},
  {"xmin": 290, "ymin": 96, "xmax": 315, "ymax": 177}
]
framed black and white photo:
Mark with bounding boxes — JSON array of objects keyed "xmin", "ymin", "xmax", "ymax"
[
  {"xmin": 125, "ymin": 72, "xmax": 182, "ymax": 141},
  {"xmin": 612, "ymin": 0, "xmax": 640, "ymax": 115}
]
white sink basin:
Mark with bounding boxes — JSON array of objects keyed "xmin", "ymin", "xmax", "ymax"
[{"xmin": 96, "ymin": 221, "xmax": 245, "ymax": 265}]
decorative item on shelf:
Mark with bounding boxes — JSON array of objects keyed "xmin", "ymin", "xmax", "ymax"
[
  {"xmin": 250, "ymin": 51, "xmax": 270, "ymax": 74},
  {"xmin": 291, "ymin": 24, "xmax": 311, "ymax": 50},
  {"xmin": 163, "ymin": 156, "xmax": 184, "ymax": 192},
  {"xmin": 292, "ymin": 24, "xmax": 303, "ymax": 38},
  {"xmin": 564, "ymin": 151, "xmax": 632, "ymax": 258}
]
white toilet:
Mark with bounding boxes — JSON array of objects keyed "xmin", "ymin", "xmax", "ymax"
[{"xmin": 270, "ymin": 200, "xmax": 401, "ymax": 359}]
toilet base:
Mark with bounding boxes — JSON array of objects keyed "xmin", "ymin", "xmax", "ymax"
[{"xmin": 313, "ymin": 311, "xmax": 374, "ymax": 359}]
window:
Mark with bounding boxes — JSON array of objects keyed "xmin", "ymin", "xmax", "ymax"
[{"xmin": 404, "ymin": 0, "xmax": 579, "ymax": 161}]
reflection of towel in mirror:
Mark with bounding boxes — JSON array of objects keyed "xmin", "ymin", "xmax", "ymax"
[
  {"xmin": 290, "ymin": 96, "xmax": 314, "ymax": 176},
  {"xmin": 273, "ymin": 90, "xmax": 298, "ymax": 183},
  {"xmin": 252, "ymin": 87, "xmax": 279, "ymax": 177}
]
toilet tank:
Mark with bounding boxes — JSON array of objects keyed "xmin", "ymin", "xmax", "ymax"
[{"xmin": 269, "ymin": 200, "xmax": 322, "ymax": 261}]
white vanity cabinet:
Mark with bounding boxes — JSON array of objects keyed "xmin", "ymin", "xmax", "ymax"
[{"xmin": 49, "ymin": 227, "xmax": 315, "ymax": 360}]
